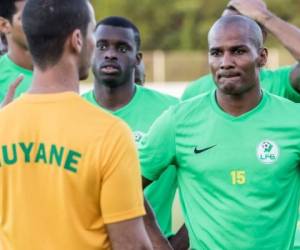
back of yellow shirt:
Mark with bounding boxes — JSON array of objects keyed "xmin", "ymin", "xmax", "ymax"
[{"xmin": 0, "ymin": 92, "xmax": 145, "ymax": 250}]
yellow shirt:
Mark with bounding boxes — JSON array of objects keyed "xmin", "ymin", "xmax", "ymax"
[{"xmin": 0, "ymin": 92, "xmax": 145, "ymax": 250}]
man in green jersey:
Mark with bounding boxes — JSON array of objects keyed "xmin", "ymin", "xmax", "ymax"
[
  {"xmin": 140, "ymin": 15, "xmax": 300, "ymax": 249},
  {"xmin": 182, "ymin": 0, "xmax": 300, "ymax": 103},
  {"xmin": 0, "ymin": 0, "xmax": 33, "ymax": 103},
  {"xmin": 82, "ymin": 16, "xmax": 178, "ymax": 248}
]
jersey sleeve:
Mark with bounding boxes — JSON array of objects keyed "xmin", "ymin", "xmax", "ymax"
[
  {"xmin": 100, "ymin": 120, "xmax": 145, "ymax": 224},
  {"xmin": 139, "ymin": 106, "xmax": 177, "ymax": 181},
  {"xmin": 260, "ymin": 65, "xmax": 300, "ymax": 103}
]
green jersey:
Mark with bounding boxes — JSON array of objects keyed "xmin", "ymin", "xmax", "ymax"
[
  {"xmin": 182, "ymin": 66, "xmax": 300, "ymax": 103},
  {"xmin": 82, "ymin": 85, "xmax": 178, "ymax": 237},
  {"xmin": 140, "ymin": 90, "xmax": 300, "ymax": 249},
  {"xmin": 0, "ymin": 54, "xmax": 33, "ymax": 103}
]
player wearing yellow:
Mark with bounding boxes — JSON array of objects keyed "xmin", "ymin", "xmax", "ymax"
[{"xmin": 0, "ymin": 0, "xmax": 152, "ymax": 249}]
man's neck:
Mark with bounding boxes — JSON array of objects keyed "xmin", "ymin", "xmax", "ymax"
[
  {"xmin": 93, "ymin": 81, "xmax": 136, "ymax": 111},
  {"xmin": 7, "ymin": 43, "xmax": 33, "ymax": 71},
  {"xmin": 28, "ymin": 61, "xmax": 80, "ymax": 94},
  {"xmin": 216, "ymin": 86, "xmax": 262, "ymax": 116}
]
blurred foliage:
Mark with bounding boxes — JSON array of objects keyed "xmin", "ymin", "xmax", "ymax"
[{"xmin": 91, "ymin": 0, "xmax": 300, "ymax": 51}]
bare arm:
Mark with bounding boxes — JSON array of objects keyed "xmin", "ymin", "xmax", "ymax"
[
  {"xmin": 169, "ymin": 225, "xmax": 189, "ymax": 250},
  {"xmin": 106, "ymin": 217, "xmax": 153, "ymax": 250},
  {"xmin": 228, "ymin": 0, "xmax": 300, "ymax": 91},
  {"xmin": 143, "ymin": 199, "xmax": 173, "ymax": 249},
  {"xmin": 0, "ymin": 75, "xmax": 23, "ymax": 108},
  {"xmin": 142, "ymin": 177, "xmax": 173, "ymax": 249}
]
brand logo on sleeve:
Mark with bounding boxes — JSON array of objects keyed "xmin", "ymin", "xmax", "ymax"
[
  {"xmin": 257, "ymin": 140, "xmax": 279, "ymax": 164},
  {"xmin": 133, "ymin": 131, "xmax": 145, "ymax": 144}
]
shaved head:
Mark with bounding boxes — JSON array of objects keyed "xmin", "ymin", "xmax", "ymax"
[{"xmin": 208, "ymin": 15, "xmax": 263, "ymax": 50}]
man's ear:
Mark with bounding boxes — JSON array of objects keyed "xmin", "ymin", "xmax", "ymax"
[
  {"xmin": 0, "ymin": 17, "xmax": 11, "ymax": 34},
  {"xmin": 70, "ymin": 29, "xmax": 83, "ymax": 54},
  {"xmin": 136, "ymin": 52, "xmax": 143, "ymax": 65},
  {"xmin": 257, "ymin": 47, "xmax": 268, "ymax": 68}
]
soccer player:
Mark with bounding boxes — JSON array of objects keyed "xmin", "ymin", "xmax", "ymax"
[
  {"xmin": 182, "ymin": 0, "xmax": 300, "ymax": 103},
  {"xmin": 139, "ymin": 15, "xmax": 300, "ymax": 249},
  {"xmin": 0, "ymin": 0, "xmax": 33, "ymax": 102},
  {"xmin": 82, "ymin": 16, "xmax": 178, "ymax": 247},
  {"xmin": 0, "ymin": 1, "xmax": 153, "ymax": 249}
]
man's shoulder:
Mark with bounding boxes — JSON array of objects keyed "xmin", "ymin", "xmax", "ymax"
[
  {"xmin": 181, "ymin": 74, "xmax": 215, "ymax": 100},
  {"xmin": 0, "ymin": 54, "xmax": 9, "ymax": 72},
  {"xmin": 266, "ymin": 91, "xmax": 300, "ymax": 114},
  {"xmin": 138, "ymin": 85, "xmax": 178, "ymax": 106},
  {"xmin": 174, "ymin": 91, "xmax": 212, "ymax": 119},
  {"xmin": 260, "ymin": 65, "xmax": 293, "ymax": 78}
]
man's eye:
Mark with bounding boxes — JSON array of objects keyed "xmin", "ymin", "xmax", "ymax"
[
  {"xmin": 96, "ymin": 43, "xmax": 107, "ymax": 50},
  {"xmin": 119, "ymin": 46, "xmax": 128, "ymax": 53},
  {"xmin": 210, "ymin": 50, "xmax": 221, "ymax": 56},
  {"xmin": 234, "ymin": 49, "xmax": 246, "ymax": 55}
]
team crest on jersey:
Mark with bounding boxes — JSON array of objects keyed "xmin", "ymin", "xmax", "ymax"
[
  {"xmin": 256, "ymin": 140, "xmax": 280, "ymax": 164},
  {"xmin": 133, "ymin": 131, "xmax": 145, "ymax": 144}
]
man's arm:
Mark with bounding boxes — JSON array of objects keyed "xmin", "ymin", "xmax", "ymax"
[
  {"xmin": 106, "ymin": 217, "xmax": 153, "ymax": 250},
  {"xmin": 143, "ymin": 199, "xmax": 173, "ymax": 249},
  {"xmin": 0, "ymin": 75, "xmax": 23, "ymax": 108},
  {"xmin": 228, "ymin": 0, "xmax": 300, "ymax": 92},
  {"xmin": 139, "ymin": 107, "xmax": 180, "ymax": 250},
  {"xmin": 169, "ymin": 225, "xmax": 189, "ymax": 250},
  {"xmin": 142, "ymin": 178, "xmax": 173, "ymax": 249},
  {"xmin": 142, "ymin": 163, "xmax": 188, "ymax": 249}
]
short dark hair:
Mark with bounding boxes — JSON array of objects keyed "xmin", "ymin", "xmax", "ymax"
[
  {"xmin": 0, "ymin": 0, "xmax": 23, "ymax": 22},
  {"xmin": 96, "ymin": 16, "xmax": 141, "ymax": 50},
  {"xmin": 22, "ymin": 0, "xmax": 91, "ymax": 70}
]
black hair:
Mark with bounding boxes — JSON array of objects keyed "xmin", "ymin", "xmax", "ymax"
[
  {"xmin": 22, "ymin": 0, "xmax": 91, "ymax": 70},
  {"xmin": 0, "ymin": 0, "xmax": 23, "ymax": 22},
  {"xmin": 96, "ymin": 16, "xmax": 141, "ymax": 50}
]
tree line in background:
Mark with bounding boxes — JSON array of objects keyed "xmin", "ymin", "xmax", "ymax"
[{"xmin": 91, "ymin": 0, "xmax": 300, "ymax": 51}]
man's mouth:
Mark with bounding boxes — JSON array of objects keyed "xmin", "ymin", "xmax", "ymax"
[
  {"xmin": 218, "ymin": 72, "xmax": 241, "ymax": 80},
  {"xmin": 100, "ymin": 65, "xmax": 121, "ymax": 74}
]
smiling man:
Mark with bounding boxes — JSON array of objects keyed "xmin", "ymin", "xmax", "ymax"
[{"xmin": 139, "ymin": 15, "xmax": 300, "ymax": 249}]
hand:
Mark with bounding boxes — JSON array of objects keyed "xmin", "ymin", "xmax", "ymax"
[
  {"xmin": 0, "ymin": 74, "xmax": 23, "ymax": 108},
  {"xmin": 227, "ymin": 0, "xmax": 270, "ymax": 22}
]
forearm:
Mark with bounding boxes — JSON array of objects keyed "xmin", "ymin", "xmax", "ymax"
[
  {"xmin": 228, "ymin": 0, "xmax": 300, "ymax": 61},
  {"xmin": 256, "ymin": 10, "xmax": 300, "ymax": 60},
  {"xmin": 143, "ymin": 199, "xmax": 173, "ymax": 250},
  {"xmin": 168, "ymin": 225, "xmax": 189, "ymax": 250}
]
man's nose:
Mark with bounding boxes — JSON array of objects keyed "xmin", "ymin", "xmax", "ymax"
[
  {"xmin": 104, "ymin": 48, "xmax": 117, "ymax": 60},
  {"xmin": 220, "ymin": 51, "xmax": 234, "ymax": 69}
]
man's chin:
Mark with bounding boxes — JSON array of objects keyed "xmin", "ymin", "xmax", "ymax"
[{"xmin": 218, "ymin": 83, "xmax": 241, "ymax": 95}]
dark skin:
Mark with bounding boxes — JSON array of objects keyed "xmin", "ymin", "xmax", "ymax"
[
  {"xmin": 227, "ymin": 0, "xmax": 300, "ymax": 94},
  {"xmin": 143, "ymin": 177, "xmax": 190, "ymax": 250},
  {"xmin": 143, "ymin": 16, "xmax": 268, "ymax": 249},
  {"xmin": 92, "ymin": 24, "xmax": 172, "ymax": 249},
  {"xmin": 0, "ymin": 1, "xmax": 32, "ymax": 70},
  {"xmin": 208, "ymin": 18, "xmax": 267, "ymax": 116},
  {"xmin": 92, "ymin": 25, "xmax": 142, "ymax": 111}
]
